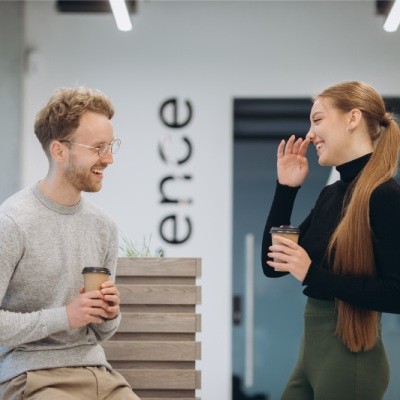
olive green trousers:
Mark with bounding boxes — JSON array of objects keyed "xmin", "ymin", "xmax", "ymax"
[{"xmin": 281, "ymin": 298, "xmax": 390, "ymax": 400}]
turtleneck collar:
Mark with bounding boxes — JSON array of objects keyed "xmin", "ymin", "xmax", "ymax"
[
  {"xmin": 336, "ymin": 153, "xmax": 372, "ymax": 184},
  {"xmin": 31, "ymin": 183, "xmax": 83, "ymax": 215}
]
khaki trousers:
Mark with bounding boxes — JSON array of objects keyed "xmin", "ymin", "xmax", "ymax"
[{"xmin": 0, "ymin": 366, "xmax": 141, "ymax": 400}]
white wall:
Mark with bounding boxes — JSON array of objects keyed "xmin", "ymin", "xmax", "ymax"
[
  {"xmin": 0, "ymin": 1, "xmax": 23, "ymax": 202},
  {"xmin": 22, "ymin": 1, "xmax": 400, "ymax": 399}
]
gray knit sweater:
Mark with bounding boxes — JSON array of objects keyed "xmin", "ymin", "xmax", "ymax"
[{"xmin": 0, "ymin": 184, "xmax": 121, "ymax": 383}]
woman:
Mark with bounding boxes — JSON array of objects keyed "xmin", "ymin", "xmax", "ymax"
[{"xmin": 261, "ymin": 81, "xmax": 400, "ymax": 400}]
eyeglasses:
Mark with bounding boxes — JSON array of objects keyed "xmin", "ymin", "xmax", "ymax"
[{"xmin": 59, "ymin": 138, "xmax": 121, "ymax": 158}]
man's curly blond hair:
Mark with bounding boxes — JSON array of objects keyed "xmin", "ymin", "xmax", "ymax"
[{"xmin": 34, "ymin": 86, "xmax": 114, "ymax": 156}]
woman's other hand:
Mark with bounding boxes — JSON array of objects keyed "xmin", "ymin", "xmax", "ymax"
[
  {"xmin": 277, "ymin": 135, "xmax": 311, "ymax": 187},
  {"xmin": 267, "ymin": 235, "xmax": 311, "ymax": 282}
]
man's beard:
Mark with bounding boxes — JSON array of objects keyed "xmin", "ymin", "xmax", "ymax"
[{"xmin": 66, "ymin": 159, "xmax": 103, "ymax": 193}]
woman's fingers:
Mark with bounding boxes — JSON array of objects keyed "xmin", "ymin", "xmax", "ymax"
[
  {"xmin": 277, "ymin": 139, "xmax": 285, "ymax": 159},
  {"xmin": 267, "ymin": 252, "xmax": 291, "ymax": 263},
  {"xmin": 268, "ymin": 235, "xmax": 311, "ymax": 282},
  {"xmin": 278, "ymin": 135, "xmax": 307, "ymax": 159},
  {"xmin": 268, "ymin": 237, "xmax": 299, "ymax": 264},
  {"xmin": 266, "ymin": 260, "xmax": 289, "ymax": 271},
  {"xmin": 291, "ymin": 137, "xmax": 303, "ymax": 154},
  {"xmin": 284, "ymin": 135, "xmax": 296, "ymax": 154},
  {"xmin": 269, "ymin": 243, "xmax": 294, "ymax": 255},
  {"xmin": 298, "ymin": 137, "xmax": 311, "ymax": 157}
]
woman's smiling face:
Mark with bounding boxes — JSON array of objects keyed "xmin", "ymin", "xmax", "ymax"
[{"xmin": 306, "ymin": 97, "xmax": 353, "ymax": 167}]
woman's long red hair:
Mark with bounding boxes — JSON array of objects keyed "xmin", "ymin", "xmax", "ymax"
[{"xmin": 318, "ymin": 81, "xmax": 400, "ymax": 352}]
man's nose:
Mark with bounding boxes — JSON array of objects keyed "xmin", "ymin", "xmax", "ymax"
[{"xmin": 102, "ymin": 149, "xmax": 114, "ymax": 164}]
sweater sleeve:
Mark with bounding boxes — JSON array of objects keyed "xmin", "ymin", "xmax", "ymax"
[
  {"xmin": 0, "ymin": 213, "xmax": 70, "ymax": 347},
  {"xmin": 261, "ymin": 182, "xmax": 301, "ymax": 277},
  {"xmin": 303, "ymin": 181, "xmax": 400, "ymax": 314}
]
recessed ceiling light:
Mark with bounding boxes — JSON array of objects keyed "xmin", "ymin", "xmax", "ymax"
[{"xmin": 384, "ymin": 0, "xmax": 400, "ymax": 32}]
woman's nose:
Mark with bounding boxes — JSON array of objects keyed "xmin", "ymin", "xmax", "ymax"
[{"xmin": 306, "ymin": 131, "xmax": 315, "ymax": 141}]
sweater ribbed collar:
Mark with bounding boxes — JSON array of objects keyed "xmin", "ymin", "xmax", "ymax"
[
  {"xmin": 336, "ymin": 153, "xmax": 372, "ymax": 184},
  {"xmin": 31, "ymin": 183, "xmax": 83, "ymax": 215}
]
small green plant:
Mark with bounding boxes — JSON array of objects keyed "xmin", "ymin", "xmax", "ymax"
[{"xmin": 119, "ymin": 234, "xmax": 163, "ymax": 257}]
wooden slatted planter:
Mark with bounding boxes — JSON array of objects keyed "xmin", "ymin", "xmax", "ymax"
[{"xmin": 102, "ymin": 257, "xmax": 202, "ymax": 400}]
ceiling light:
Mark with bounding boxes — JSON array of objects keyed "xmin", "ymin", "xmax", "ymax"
[
  {"xmin": 384, "ymin": 0, "xmax": 400, "ymax": 32},
  {"xmin": 109, "ymin": 0, "xmax": 132, "ymax": 31}
]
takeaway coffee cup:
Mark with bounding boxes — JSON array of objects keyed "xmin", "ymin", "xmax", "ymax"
[
  {"xmin": 82, "ymin": 267, "xmax": 111, "ymax": 292},
  {"xmin": 270, "ymin": 226, "xmax": 300, "ymax": 265}
]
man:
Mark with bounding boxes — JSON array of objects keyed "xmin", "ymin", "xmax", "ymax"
[{"xmin": 0, "ymin": 87, "xmax": 140, "ymax": 399}]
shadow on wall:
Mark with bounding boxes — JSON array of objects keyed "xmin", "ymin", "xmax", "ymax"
[{"xmin": 233, "ymin": 375, "xmax": 269, "ymax": 400}]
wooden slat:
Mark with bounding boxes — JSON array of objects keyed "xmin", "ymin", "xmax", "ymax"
[
  {"xmin": 195, "ymin": 314, "xmax": 201, "ymax": 332},
  {"xmin": 109, "ymin": 361, "xmax": 195, "ymax": 370},
  {"xmin": 141, "ymin": 398, "xmax": 200, "ymax": 400},
  {"xmin": 102, "ymin": 341, "xmax": 201, "ymax": 361},
  {"xmin": 120, "ymin": 305, "xmax": 195, "ymax": 313},
  {"xmin": 119, "ymin": 369, "xmax": 201, "ymax": 390},
  {"xmin": 119, "ymin": 285, "xmax": 200, "ymax": 305},
  {"xmin": 111, "ymin": 332, "xmax": 195, "ymax": 341},
  {"xmin": 142, "ymin": 397, "xmax": 200, "ymax": 400},
  {"xmin": 195, "ymin": 287, "xmax": 201, "ymax": 305},
  {"xmin": 118, "ymin": 313, "xmax": 201, "ymax": 333},
  {"xmin": 117, "ymin": 258, "xmax": 201, "ymax": 277},
  {"xmin": 113, "ymin": 258, "xmax": 201, "ymax": 396},
  {"xmin": 117, "ymin": 276, "xmax": 195, "ymax": 285}
]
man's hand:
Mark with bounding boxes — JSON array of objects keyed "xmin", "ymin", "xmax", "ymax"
[
  {"xmin": 66, "ymin": 281, "xmax": 121, "ymax": 328},
  {"xmin": 100, "ymin": 280, "xmax": 121, "ymax": 320},
  {"xmin": 66, "ymin": 290, "xmax": 110, "ymax": 328}
]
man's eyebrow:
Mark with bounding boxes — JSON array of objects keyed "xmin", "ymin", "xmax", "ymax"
[{"xmin": 92, "ymin": 140, "xmax": 109, "ymax": 146}]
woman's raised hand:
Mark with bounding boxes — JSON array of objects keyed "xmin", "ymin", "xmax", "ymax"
[{"xmin": 277, "ymin": 135, "xmax": 311, "ymax": 187}]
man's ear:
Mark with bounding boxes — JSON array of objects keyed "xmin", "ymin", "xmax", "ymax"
[
  {"xmin": 348, "ymin": 108, "xmax": 363, "ymax": 131},
  {"xmin": 49, "ymin": 141, "xmax": 66, "ymax": 162}
]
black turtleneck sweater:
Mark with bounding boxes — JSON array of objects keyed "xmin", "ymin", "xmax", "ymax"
[{"xmin": 261, "ymin": 153, "xmax": 400, "ymax": 314}]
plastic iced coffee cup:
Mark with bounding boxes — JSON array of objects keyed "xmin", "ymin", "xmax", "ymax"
[
  {"xmin": 270, "ymin": 226, "xmax": 300, "ymax": 265},
  {"xmin": 82, "ymin": 267, "xmax": 111, "ymax": 292}
]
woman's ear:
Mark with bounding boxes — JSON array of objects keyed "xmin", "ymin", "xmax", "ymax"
[{"xmin": 347, "ymin": 108, "xmax": 362, "ymax": 131}]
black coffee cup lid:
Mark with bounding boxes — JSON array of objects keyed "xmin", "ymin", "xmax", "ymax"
[
  {"xmin": 82, "ymin": 267, "xmax": 111, "ymax": 275},
  {"xmin": 270, "ymin": 225, "xmax": 299, "ymax": 234}
]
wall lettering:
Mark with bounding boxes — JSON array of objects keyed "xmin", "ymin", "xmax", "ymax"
[{"xmin": 158, "ymin": 98, "xmax": 194, "ymax": 246}]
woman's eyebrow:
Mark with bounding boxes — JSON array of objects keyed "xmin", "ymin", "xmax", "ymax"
[{"xmin": 311, "ymin": 111, "xmax": 323, "ymax": 119}]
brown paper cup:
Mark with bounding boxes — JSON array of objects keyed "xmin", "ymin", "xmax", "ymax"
[
  {"xmin": 82, "ymin": 267, "xmax": 111, "ymax": 292},
  {"xmin": 270, "ymin": 226, "xmax": 299, "ymax": 267}
]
